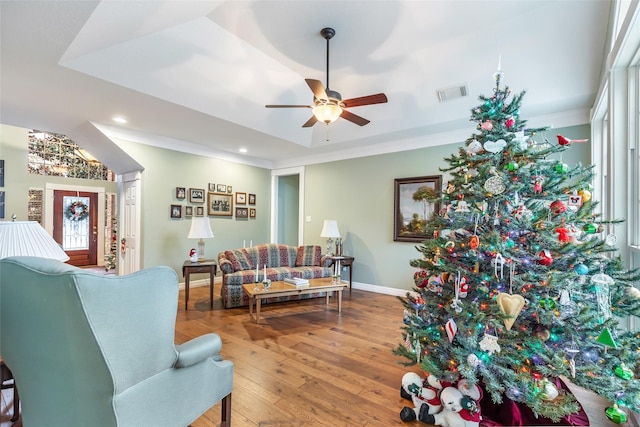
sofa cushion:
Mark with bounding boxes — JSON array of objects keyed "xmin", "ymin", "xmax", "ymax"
[
  {"xmin": 295, "ymin": 245, "xmax": 321, "ymax": 267},
  {"xmin": 255, "ymin": 244, "xmax": 297, "ymax": 268},
  {"xmin": 224, "ymin": 249, "xmax": 255, "ymax": 272}
]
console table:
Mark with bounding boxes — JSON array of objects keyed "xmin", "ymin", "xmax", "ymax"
[
  {"xmin": 182, "ymin": 260, "xmax": 216, "ymax": 310},
  {"xmin": 329, "ymin": 255, "xmax": 354, "ymax": 292}
]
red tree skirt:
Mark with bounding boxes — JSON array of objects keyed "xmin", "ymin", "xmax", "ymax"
[{"xmin": 480, "ymin": 378, "xmax": 589, "ymax": 426}]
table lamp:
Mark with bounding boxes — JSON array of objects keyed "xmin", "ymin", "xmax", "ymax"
[
  {"xmin": 188, "ymin": 216, "xmax": 214, "ymax": 262},
  {"xmin": 0, "ymin": 219, "xmax": 69, "ymax": 261},
  {"xmin": 320, "ymin": 220, "xmax": 340, "ymax": 256}
]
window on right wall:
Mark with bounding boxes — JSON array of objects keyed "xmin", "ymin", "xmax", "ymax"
[{"xmin": 590, "ymin": 3, "xmax": 640, "ymax": 331}]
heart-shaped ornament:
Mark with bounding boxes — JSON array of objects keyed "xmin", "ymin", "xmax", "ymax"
[
  {"xmin": 484, "ymin": 139, "xmax": 507, "ymax": 153},
  {"xmin": 496, "ymin": 293, "xmax": 525, "ymax": 330}
]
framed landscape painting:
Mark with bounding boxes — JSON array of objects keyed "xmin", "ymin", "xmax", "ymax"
[
  {"xmin": 207, "ymin": 192, "xmax": 233, "ymax": 216},
  {"xmin": 393, "ymin": 175, "xmax": 442, "ymax": 242}
]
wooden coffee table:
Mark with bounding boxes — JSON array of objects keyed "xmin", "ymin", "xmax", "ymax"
[{"xmin": 242, "ymin": 278, "xmax": 348, "ymax": 323}]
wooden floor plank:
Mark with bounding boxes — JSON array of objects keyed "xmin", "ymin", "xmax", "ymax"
[{"xmin": 177, "ymin": 285, "xmax": 634, "ymax": 427}]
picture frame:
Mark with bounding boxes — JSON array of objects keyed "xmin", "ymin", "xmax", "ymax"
[
  {"xmin": 189, "ymin": 188, "xmax": 205, "ymax": 204},
  {"xmin": 207, "ymin": 192, "xmax": 233, "ymax": 216},
  {"xmin": 249, "ymin": 208, "xmax": 256, "ymax": 219},
  {"xmin": 195, "ymin": 206, "xmax": 204, "ymax": 217},
  {"xmin": 248, "ymin": 193, "xmax": 256, "ymax": 205},
  {"xmin": 394, "ymin": 175, "xmax": 442, "ymax": 242},
  {"xmin": 208, "ymin": 183, "xmax": 216, "ymax": 192},
  {"xmin": 235, "ymin": 207, "xmax": 248, "ymax": 219},
  {"xmin": 216, "ymin": 184, "xmax": 227, "ymax": 193},
  {"xmin": 170, "ymin": 204, "xmax": 182, "ymax": 219},
  {"xmin": 0, "ymin": 191, "xmax": 4, "ymax": 219},
  {"xmin": 0, "ymin": 160, "xmax": 4, "ymax": 187},
  {"xmin": 236, "ymin": 192, "xmax": 246, "ymax": 204},
  {"xmin": 176, "ymin": 187, "xmax": 186, "ymax": 200},
  {"xmin": 227, "ymin": 186, "xmax": 233, "ymax": 194},
  {"xmin": 184, "ymin": 206, "xmax": 193, "ymax": 217}
]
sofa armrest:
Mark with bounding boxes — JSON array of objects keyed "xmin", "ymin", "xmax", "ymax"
[
  {"xmin": 321, "ymin": 255, "xmax": 332, "ymax": 268},
  {"xmin": 218, "ymin": 259, "xmax": 233, "ymax": 274},
  {"xmin": 174, "ymin": 333, "xmax": 223, "ymax": 368}
]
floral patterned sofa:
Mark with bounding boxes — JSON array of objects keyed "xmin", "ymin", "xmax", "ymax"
[{"xmin": 217, "ymin": 243, "xmax": 334, "ymax": 308}]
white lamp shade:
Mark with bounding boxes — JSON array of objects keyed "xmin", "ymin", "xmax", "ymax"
[
  {"xmin": 0, "ymin": 221, "xmax": 70, "ymax": 261},
  {"xmin": 320, "ymin": 220, "xmax": 340, "ymax": 238},
  {"xmin": 188, "ymin": 217, "xmax": 214, "ymax": 239}
]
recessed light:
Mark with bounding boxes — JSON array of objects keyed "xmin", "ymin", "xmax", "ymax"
[
  {"xmin": 239, "ymin": 148, "xmax": 247, "ymax": 153},
  {"xmin": 112, "ymin": 116, "xmax": 127, "ymax": 124}
]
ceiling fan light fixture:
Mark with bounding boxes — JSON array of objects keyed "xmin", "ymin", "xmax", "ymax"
[{"xmin": 313, "ymin": 103, "xmax": 343, "ymax": 124}]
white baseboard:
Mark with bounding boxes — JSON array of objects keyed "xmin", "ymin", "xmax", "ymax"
[
  {"xmin": 351, "ymin": 281, "xmax": 412, "ymax": 297},
  {"xmin": 179, "ymin": 277, "xmax": 222, "ymax": 290}
]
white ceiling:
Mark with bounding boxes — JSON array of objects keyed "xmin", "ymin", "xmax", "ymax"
[{"xmin": 0, "ymin": 1, "xmax": 611, "ymax": 172}]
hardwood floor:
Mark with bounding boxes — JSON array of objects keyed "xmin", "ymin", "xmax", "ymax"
[
  {"xmin": 1, "ymin": 284, "xmax": 635, "ymax": 426},
  {"xmin": 178, "ymin": 285, "xmax": 637, "ymax": 427}
]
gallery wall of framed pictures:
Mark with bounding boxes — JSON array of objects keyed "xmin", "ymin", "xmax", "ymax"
[{"xmin": 170, "ymin": 182, "xmax": 257, "ymax": 220}]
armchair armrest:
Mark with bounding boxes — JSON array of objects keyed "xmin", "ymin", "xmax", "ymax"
[{"xmin": 174, "ymin": 333, "xmax": 223, "ymax": 368}]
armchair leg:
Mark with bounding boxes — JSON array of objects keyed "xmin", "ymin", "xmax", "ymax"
[{"xmin": 220, "ymin": 392, "xmax": 232, "ymax": 427}]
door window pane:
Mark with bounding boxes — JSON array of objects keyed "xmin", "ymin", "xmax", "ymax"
[{"xmin": 63, "ymin": 196, "xmax": 90, "ymax": 250}]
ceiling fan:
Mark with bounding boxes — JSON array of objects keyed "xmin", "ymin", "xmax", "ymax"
[{"xmin": 265, "ymin": 27, "xmax": 388, "ymax": 127}]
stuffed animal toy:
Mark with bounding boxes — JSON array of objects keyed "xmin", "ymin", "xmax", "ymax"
[
  {"xmin": 399, "ymin": 372, "xmax": 444, "ymax": 421},
  {"xmin": 189, "ymin": 248, "xmax": 198, "ymax": 262},
  {"xmin": 418, "ymin": 386, "xmax": 481, "ymax": 427}
]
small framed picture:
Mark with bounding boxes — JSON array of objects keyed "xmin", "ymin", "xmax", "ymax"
[
  {"xmin": 216, "ymin": 184, "xmax": 226, "ymax": 193},
  {"xmin": 248, "ymin": 193, "xmax": 256, "ymax": 205},
  {"xmin": 176, "ymin": 187, "xmax": 186, "ymax": 200},
  {"xmin": 227, "ymin": 186, "xmax": 233, "ymax": 194},
  {"xmin": 249, "ymin": 208, "xmax": 256, "ymax": 219},
  {"xmin": 170, "ymin": 204, "xmax": 182, "ymax": 219},
  {"xmin": 208, "ymin": 183, "xmax": 216, "ymax": 191},
  {"xmin": 189, "ymin": 188, "xmax": 205, "ymax": 204},
  {"xmin": 236, "ymin": 192, "xmax": 247, "ymax": 204},
  {"xmin": 184, "ymin": 206, "xmax": 193, "ymax": 217},
  {"xmin": 236, "ymin": 207, "xmax": 248, "ymax": 219},
  {"xmin": 195, "ymin": 206, "xmax": 204, "ymax": 217}
]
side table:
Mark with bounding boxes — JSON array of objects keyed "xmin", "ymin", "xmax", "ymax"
[
  {"xmin": 182, "ymin": 260, "xmax": 216, "ymax": 310},
  {"xmin": 329, "ymin": 255, "xmax": 354, "ymax": 292}
]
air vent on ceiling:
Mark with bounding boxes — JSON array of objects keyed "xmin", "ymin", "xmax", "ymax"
[{"xmin": 437, "ymin": 84, "xmax": 469, "ymax": 102}]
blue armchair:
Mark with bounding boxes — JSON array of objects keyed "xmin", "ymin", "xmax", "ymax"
[{"xmin": 0, "ymin": 256, "xmax": 233, "ymax": 426}]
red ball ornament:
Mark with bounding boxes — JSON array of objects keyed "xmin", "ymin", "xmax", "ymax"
[
  {"xmin": 505, "ymin": 117, "xmax": 515, "ymax": 128},
  {"xmin": 550, "ymin": 200, "xmax": 566, "ymax": 215},
  {"xmin": 538, "ymin": 250, "xmax": 553, "ymax": 266}
]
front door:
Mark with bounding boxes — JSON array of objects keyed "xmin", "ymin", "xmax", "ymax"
[{"xmin": 53, "ymin": 190, "xmax": 98, "ymax": 266}]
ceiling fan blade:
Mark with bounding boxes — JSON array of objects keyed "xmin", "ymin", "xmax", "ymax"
[
  {"xmin": 342, "ymin": 93, "xmax": 388, "ymax": 108},
  {"xmin": 305, "ymin": 79, "xmax": 328, "ymax": 102},
  {"xmin": 302, "ymin": 116, "xmax": 318, "ymax": 128},
  {"xmin": 265, "ymin": 104, "xmax": 312, "ymax": 108},
  {"xmin": 340, "ymin": 109, "xmax": 370, "ymax": 126}
]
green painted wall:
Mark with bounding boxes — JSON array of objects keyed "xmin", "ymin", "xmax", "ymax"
[
  {"xmin": 277, "ymin": 174, "xmax": 299, "ymax": 246},
  {"xmin": 1, "ymin": 121, "xmax": 590, "ymax": 291},
  {"xmin": 302, "ymin": 124, "xmax": 591, "ymax": 291},
  {"xmin": 112, "ymin": 138, "xmax": 272, "ymax": 274}
]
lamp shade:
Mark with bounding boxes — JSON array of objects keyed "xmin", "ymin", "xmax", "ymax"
[
  {"xmin": 188, "ymin": 217, "xmax": 214, "ymax": 239},
  {"xmin": 320, "ymin": 220, "xmax": 340, "ymax": 238},
  {"xmin": 0, "ymin": 221, "xmax": 69, "ymax": 261}
]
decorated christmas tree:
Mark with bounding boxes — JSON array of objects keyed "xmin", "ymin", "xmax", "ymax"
[{"xmin": 394, "ymin": 67, "xmax": 640, "ymax": 423}]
